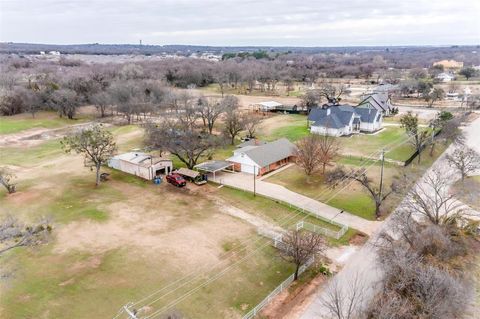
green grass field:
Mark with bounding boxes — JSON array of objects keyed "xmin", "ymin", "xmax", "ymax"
[
  {"xmin": 0, "ymin": 139, "xmax": 64, "ymax": 166},
  {"xmin": 0, "ymin": 112, "xmax": 90, "ymax": 134},
  {"xmin": 260, "ymin": 114, "xmax": 309, "ymax": 142},
  {"xmin": 339, "ymin": 126, "xmax": 413, "ymax": 161},
  {"xmin": 265, "ymin": 164, "xmax": 380, "ymax": 220},
  {"xmin": 215, "ymin": 186, "xmax": 360, "ymax": 245}
]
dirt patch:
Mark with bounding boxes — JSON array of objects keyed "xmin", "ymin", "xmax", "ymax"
[
  {"xmin": 260, "ymin": 274, "xmax": 326, "ymax": 319},
  {"xmin": 69, "ymin": 255, "xmax": 103, "ymax": 274},
  {"xmin": 52, "ymin": 191, "xmax": 254, "ymax": 270},
  {"xmin": 58, "ymin": 278, "xmax": 76, "ymax": 287},
  {"xmin": 2, "ymin": 190, "xmax": 40, "ymax": 205},
  {"xmin": 349, "ymin": 232, "xmax": 368, "ymax": 246},
  {"xmin": 0, "ymin": 122, "xmax": 105, "ymax": 148}
]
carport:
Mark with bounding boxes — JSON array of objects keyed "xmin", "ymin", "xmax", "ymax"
[{"xmin": 194, "ymin": 161, "xmax": 234, "ymax": 182}]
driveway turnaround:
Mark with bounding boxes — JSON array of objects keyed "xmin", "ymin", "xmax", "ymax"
[{"xmin": 214, "ymin": 172, "xmax": 381, "ymax": 236}]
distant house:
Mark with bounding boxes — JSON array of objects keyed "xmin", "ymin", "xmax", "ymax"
[
  {"xmin": 436, "ymin": 72, "xmax": 455, "ymax": 82},
  {"xmin": 358, "ymin": 93, "xmax": 393, "ymax": 116},
  {"xmin": 372, "ymin": 84, "xmax": 398, "ymax": 95},
  {"xmin": 308, "ymin": 104, "xmax": 382, "ymax": 137},
  {"xmin": 226, "ymin": 138, "xmax": 297, "ymax": 175},
  {"xmin": 108, "ymin": 152, "xmax": 173, "ymax": 180},
  {"xmin": 433, "ymin": 59, "xmax": 464, "ymax": 69}
]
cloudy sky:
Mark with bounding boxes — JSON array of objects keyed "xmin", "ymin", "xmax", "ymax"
[{"xmin": 0, "ymin": 0, "xmax": 479, "ymax": 46}]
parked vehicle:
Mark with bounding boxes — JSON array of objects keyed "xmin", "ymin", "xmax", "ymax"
[
  {"xmin": 166, "ymin": 173, "xmax": 187, "ymax": 187},
  {"xmin": 175, "ymin": 168, "xmax": 207, "ymax": 186}
]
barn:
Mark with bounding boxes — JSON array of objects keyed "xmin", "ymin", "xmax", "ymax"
[
  {"xmin": 226, "ymin": 138, "xmax": 297, "ymax": 176},
  {"xmin": 108, "ymin": 152, "xmax": 173, "ymax": 180}
]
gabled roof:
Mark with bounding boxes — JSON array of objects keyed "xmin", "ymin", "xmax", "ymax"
[
  {"xmin": 313, "ymin": 113, "xmax": 345, "ymax": 129},
  {"xmin": 309, "ymin": 105, "xmax": 355, "ymax": 129},
  {"xmin": 236, "ymin": 139, "xmax": 267, "ymax": 148},
  {"xmin": 354, "ymin": 107, "xmax": 380, "ymax": 123},
  {"xmin": 238, "ymin": 138, "xmax": 297, "ymax": 167},
  {"xmin": 359, "ymin": 93, "xmax": 391, "ymax": 112}
]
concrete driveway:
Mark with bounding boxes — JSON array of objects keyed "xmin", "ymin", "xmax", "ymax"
[{"xmin": 213, "ymin": 171, "xmax": 381, "ymax": 236}]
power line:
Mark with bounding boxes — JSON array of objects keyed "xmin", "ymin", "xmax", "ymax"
[{"xmin": 121, "ymin": 133, "xmax": 415, "ymax": 318}]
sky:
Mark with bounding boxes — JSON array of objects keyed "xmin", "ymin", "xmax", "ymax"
[{"xmin": 0, "ymin": 0, "xmax": 479, "ymax": 46}]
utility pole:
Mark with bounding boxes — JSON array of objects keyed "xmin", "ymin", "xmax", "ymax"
[{"xmin": 379, "ymin": 149, "xmax": 385, "ymax": 200}]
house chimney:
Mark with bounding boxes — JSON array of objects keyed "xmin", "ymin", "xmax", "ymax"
[{"xmin": 327, "ymin": 108, "xmax": 331, "ymax": 116}]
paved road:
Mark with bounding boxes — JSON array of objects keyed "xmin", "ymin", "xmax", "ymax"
[
  {"xmin": 214, "ymin": 171, "xmax": 381, "ymax": 236},
  {"xmin": 299, "ymin": 115, "xmax": 480, "ymax": 319}
]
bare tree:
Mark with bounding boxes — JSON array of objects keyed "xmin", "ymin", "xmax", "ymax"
[
  {"xmin": 243, "ymin": 115, "xmax": 261, "ymax": 138},
  {"xmin": 317, "ymin": 81, "xmax": 347, "ymax": 104},
  {"xmin": 400, "ymin": 112, "xmax": 430, "ymax": 163},
  {"xmin": 197, "ymin": 97, "xmax": 226, "ymax": 134},
  {"xmin": 0, "ymin": 216, "xmax": 52, "ymax": 255},
  {"xmin": 91, "ymin": 91, "xmax": 111, "ymax": 118},
  {"xmin": 321, "ymin": 271, "xmax": 366, "ymax": 319},
  {"xmin": 0, "ymin": 167, "xmax": 16, "ymax": 194},
  {"xmin": 279, "ymin": 229, "xmax": 325, "ymax": 280},
  {"xmin": 295, "ymin": 135, "xmax": 325, "ymax": 177},
  {"xmin": 147, "ymin": 119, "xmax": 220, "ymax": 169},
  {"xmin": 329, "ymin": 167, "xmax": 398, "ymax": 219},
  {"xmin": 223, "ymin": 109, "xmax": 245, "ymax": 145},
  {"xmin": 61, "ymin": 125, "xmax": 117, "ymax": 186},
  {"xmin": 403, "ymin": 169, "xmax": 464, "ymax": 225},
  {"xmin": 50, "ymin": 88, "xmax": 79, "ymax": 119},
  {"xmin": 446, "ymin": 145, "xmax": 480, "ymax": 182},
  {"xmin": 318, "ymin": 134, "xmax": 341, "ymax": 174}
]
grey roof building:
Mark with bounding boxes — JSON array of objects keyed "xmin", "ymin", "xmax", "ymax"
[
  {"xmin": 359, "ymin": 93, "xmax": 393, "ymax": 115},
  {"xmin": 226, "ymin": 138, "xmax": 297, "ymax": 175},
  {"xmin": 308, "ymin": 104, "xmax": 382, "ymax": 136}
]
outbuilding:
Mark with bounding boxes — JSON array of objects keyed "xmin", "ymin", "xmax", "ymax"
[
  {"xmin": 108, "ymin": 152, "xmax": 173, "ymax": 180},
  {"xmin": 254, "ymin": 101, "xmax": 283, "ymax": 112}
]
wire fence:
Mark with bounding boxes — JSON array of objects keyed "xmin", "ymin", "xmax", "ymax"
[
  {"xmin": 297, "ymin": 220, "xmax": 349, "ymax": 240},
  {"xmin": 215, "ymin": 182, "xmax": 350, "ymax": 240},
  {"xmin": 242, "ymin": 256, "xmax": 315, "ymax": 319}
]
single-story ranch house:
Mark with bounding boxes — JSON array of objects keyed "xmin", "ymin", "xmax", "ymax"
[
  {"xmin": 227, "ymin": 138, "xmax": 297, "ymax": 176},
  {"xmin": 308, "ymin": 104, "xmax": 382, "ymax": 137},
  {"xmin": 108, "ymin": 152, "xmax": 173, "ymax": 180}
]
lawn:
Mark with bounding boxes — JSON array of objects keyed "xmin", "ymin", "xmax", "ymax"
[
  {"xmin": 257, "ymin": 114, "xmax": 415, "ymax": 161},
  {"xmin": 215, "ymin": 186, "xmax": 360, "ymax": 245},
  {"xmin": 265, "ymin": 165, "xmax": 378, "ymax": 220},
  {"xmin": 258, "ymin": 114, "xmax": 309, "ymax": 142},
  {"xmin": 0, "ymin": 139, "xmax": 64, "ymax": 166},
  {"xmin": 339, "ymin": 126, "xmax": 413, "ymax": 161},
  {"xmin": 0, "ymin": 111, "xmax": 90, "ymax": 134}
]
